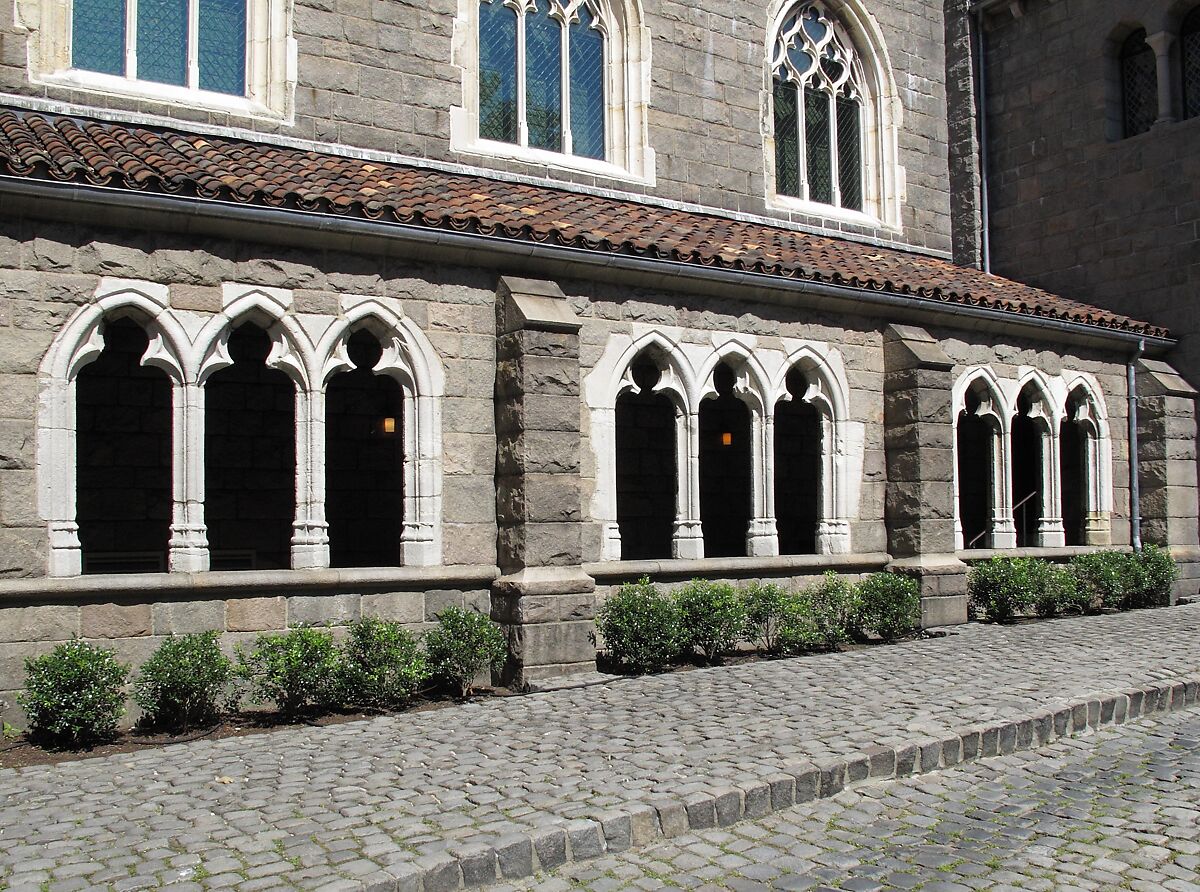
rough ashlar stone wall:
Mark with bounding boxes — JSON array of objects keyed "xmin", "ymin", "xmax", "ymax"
[
  {"xmin": 0, "ymin": 0, "xmax": 953, "ymax": 253},
  {"xmin": 979, "ymin": 0, "xmax": 1200, "ymax": 393},
  {"xmin": 0, "ymin": 217, "xmax": 500, "ymax": 577}
]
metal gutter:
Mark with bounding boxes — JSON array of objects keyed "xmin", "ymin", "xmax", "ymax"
[{"xmin": 0, "ymin": 175, "xmax": 1174, "ymax": 350}]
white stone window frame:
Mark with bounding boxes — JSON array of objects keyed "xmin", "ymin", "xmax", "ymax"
[
  {"xmin": 952, "ymin": 366, "xmax": 1114, "ymax": 552},
  {"xmin": 762, "ymin": 0, "xmax": 903, "ymax": 230},
  {"xmin": 450, "ymin": 0, "xmax": 655, "ymax": 184},
  {"xmin": 17, "ymin": 0, "xmax": 297, "ymax": 121},
  {"xmin": 586, "ymin": 327, "xmax": 863, "ymax": 563},
  {"xmin": 38, "ymin": 278, "xmax": 444, "ymax": 578}
]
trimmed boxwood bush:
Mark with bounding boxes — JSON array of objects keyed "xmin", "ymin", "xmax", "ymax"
[
  {"xmin": 740, "ymin": 582, "xmax": 804, "ymax": 655},
  {"xmin": 1131, "ymin": 545, "xmax": 1179, "ymax": 608},
  {"xmin": 675, "ymin": 579, "xmax": 747, "ymax": 664},
  {"xmin": 595, "ymin": 576, "xmax": 683, "ymax": 674},
  {"xmin": 968, "ymin": 556, "xmax": 1041, "ymax": 622},
  {"xmin": 778, "ymin": 572, "xmax": 857, "ymax": 653},
  {"xmin": 19, "ymin": 640, "xmax": 130, "ymax": 747},
  {"xmin": 424, "ymin": 606, "xmax": 507, "ymax": 698},
  {"xmin": 854, "ymin": 572, "xmax": 921, "ymax": 641},
  {"xmin": 1070, "ymin": 550, "xmax": 1135, "ymax": 611},
  {"xmin": 339, "ymin": 617, "xmax": 430, "ymax": 708},
  {"xmin": 135, "ymin": 632, "xmax": 233, "ymax": 731},
  {"xmin": 1032, "ymin": 565, "xmax": 1089, "ymax": 618},
  {"xmin": 235, "ymin": 627, "xmax": 341, "ymax": 716}
]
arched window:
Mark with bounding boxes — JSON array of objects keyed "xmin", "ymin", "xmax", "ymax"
[
  {"xmin": 771, "ymin": 3, "xmax": 865, "ymax": 212},
  {"xmin": 699, "ymin": 363, "xmax": 753, "ymax": 558},
  {"xmin": 1183, "ymin": 8, "xmax": 1200, "ymax": 120},
  {"xmin": 478, "ymin": 0, "xmax": 607, "ymax": 160},
  {"xmin": 774, "ymin": 367, "xmax": 822, "ymax": 555},
  {"xmin": 1121, "ymin": 29, "xmax": 1157, "ymax": 137}
]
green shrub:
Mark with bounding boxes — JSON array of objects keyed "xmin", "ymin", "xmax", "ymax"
[
  {"xmin": 19, "ymin": 640, "xmax": 130, "ymax": 747},
  {"xmin": 235, "ymin": 627, "xmax": 341, "ymax": 716},
  {"xmin": 740, "ymin": 582, "xmax": 805, "ymax": 654},
  {"xmin": 1132, "ymin": 545, "xmax": 1179, "ymax": 608},
  {"xmin": 424, "ymin": 606, "xmax": 507, "ymax": 698},
  {"xmin": 1070, "ymin": 551, "xmax": 1137, "ymax": 611},
  {"xmin": 339, "ymin": 617, "xmax": 430, "ymax": 708},
  {"xmin": 595, "ymin": 577, "xmax": 683, "ymax": 674},
  {"xmin": 1032, "ymin": 565, "xmax": 1089, "ymax": 618},
  {"xmin": 968, "ymin": 556, "xmax": 1042, "ymax": 622},
  {"xmin": 854, "ymin": 572, "xmax": 921, "ymax": 641},
  {"xmin": 675, "ymin": 579, "xmax": 747, "ymax": 663},
  {"xmin": 134, "ymin": 632, "xmax": 232, "ymax": 731},
  {"xmin": 778, "ymin": 572, "xmax": 857, "ymax": 653}
]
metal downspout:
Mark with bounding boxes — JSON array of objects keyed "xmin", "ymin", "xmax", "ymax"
[
  {"xmin": 1128, "ymin": 340, "xmax": 1145, "ymax": 552},
  {"xmin": 972, "ymin": 4, "xmax": 992, "ymax": 273}
]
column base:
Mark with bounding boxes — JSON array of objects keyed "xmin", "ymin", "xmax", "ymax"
[
  {"xmin": 493, "ymin": 567, "xmax": 597, "ymax": 688},
  {"xmin": 746, "ymin": 518, "xmax": 779, "ymax": 557},
  {"xmin": 672, "ymin": 521, "xmax": 704, "ymax": 560}
]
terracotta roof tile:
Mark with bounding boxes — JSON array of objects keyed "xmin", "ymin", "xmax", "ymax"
[{"xmin": 0, "ymin": 108, "xmax": 1167, "ymax": 338}]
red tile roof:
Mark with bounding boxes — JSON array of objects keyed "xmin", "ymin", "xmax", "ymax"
[{"xmin": 0, "ymin": 108, "xmax": 1167, "ymax": 338}]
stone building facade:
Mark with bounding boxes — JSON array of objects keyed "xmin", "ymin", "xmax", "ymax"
[{"xmin": 0, "ymin": 0, "xmax": 1196, "ymax": 718}]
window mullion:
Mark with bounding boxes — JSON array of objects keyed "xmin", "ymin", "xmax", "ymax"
[
  {"xmin": 516, "ymin": 6, "xmax": 529, "ymax": 147},
  {"xmin": 126, "ymin": 0, "xmax": 138, "ymax": 78},
  {"xmin": 560, "ymin": 11, "xmax": 572, "ymax": 156},
  {"xmin": 188, "ymin": 0, "xmax": 200, "ymax": 90},
  {"xmin": 828, "ymin": 91, "xmax": 841, "ymax": 207},
  {"xmin": 797, "ymin": 80, "xmax": 808, "ymax": 201}
]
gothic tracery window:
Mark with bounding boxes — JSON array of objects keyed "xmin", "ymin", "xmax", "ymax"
[
  {"xmin": 1121, "ymin": 29, "xmax": 1157, "ymax": 138},
  {"xmin": 1183, "ymin": 8, "xmax": 1200, "ymax": 120},
  {"xmin": 478, "ymin": 0, "xmax": 607, "ymax": 160},
  {"xmin": 771, "ymin": 3, "xmax": 864, "ymax": 212}
]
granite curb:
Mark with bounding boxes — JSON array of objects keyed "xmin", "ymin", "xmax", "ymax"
[{"xmin": 340, "ymin": 673, "xmax": 1200, "ymax": 892}]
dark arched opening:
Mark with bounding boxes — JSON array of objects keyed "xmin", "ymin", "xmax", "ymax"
[
  {"xmin": 326, "ymin": 329, "xmax": 405, "ymax": 568},
  {"xmin": 76, "ymin": 318, "xmax": 172, "ymax": 573},
  {"xmin": 775, "ymin": 367, "xmax": 821, "ymax": 555},
  {"xmin": 1012, "ymin": 388, "xmax": 1045, "ymax": 548},
  {"xmin": 956, "ymin": 386, "xmax": 995, "ymax": 550},
  {"xmin": 1121, "ymin": 28, "xmax": 1157, "ymax": 137},
  {"xmin": 1060, "ymin": 390, "xmax": 1090, "ymax": 547},
  {"xmin": 699, "ymin": 363, "xmax": 752, "ymax": 558},
  {"xmin": 615, "ymin": 356, "xmax": 677, "ymax": 560},
  {"xmin": 205, "ymin": 324, "xmax": 295, "ymax": 570}
]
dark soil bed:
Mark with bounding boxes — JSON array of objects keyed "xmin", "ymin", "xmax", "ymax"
[{"xmin": 0, "ymin": 686, "xmax": 521, "ymax": 770}]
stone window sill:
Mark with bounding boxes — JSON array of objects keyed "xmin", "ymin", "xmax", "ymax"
[{"xmin": 584, "ymin": 552, "xmax": 891, "ymax": 582}]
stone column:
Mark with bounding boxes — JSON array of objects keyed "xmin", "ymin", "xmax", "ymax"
[
  {"xmin": 1146, "ymin": 32, "xmax": 1176, "ymax": 125},
  {"xmin": 492, "ymin": 276, "xmax": 596, "ymax": 686},
  {"xmin": 167, "ymin": 381, "xmax": 209, "ymax": 572},
  {"xmin": 1137, "ymin": 359, "xmax": 1200, "ymax": 602},
  {"xmin": 882, "ymin": 325, "xmax": 968, "ymax": 626}
]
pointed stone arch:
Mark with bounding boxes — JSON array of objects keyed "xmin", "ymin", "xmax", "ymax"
[
  {"xmin": 315, "ymin": 298, "xmax": 446, "ymax": 567},
  {"xmin": 1011, "ymin": 369, "xmax": 1066, "ymax": 547},
  {"xmin": 772, "ymin": 343, "xmax": 858, "ymax": 554},
  {"xmin": 1060, "ymin": 373, "xmax": 1114, "ymax": 546},
  {"xmin": 37, "ymin": 279, "xmax": 187, "ymax": 577},
  {"xmin": 587, "ymin": 329, "xmax": 699, "ymax": 560},
  {"xmin": 952, "ymin": 366, "xmax": 1013, "ymax": 550}
]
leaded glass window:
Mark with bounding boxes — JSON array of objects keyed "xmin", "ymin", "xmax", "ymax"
[
  {"xmin": 478, "ymin": 0, "xmax": 607, "ymax": 161},
  {"xmin": 1121, "ymin": 29, "xmax": 1157, "ymax": 138},
  {"xmin": 71, "ymin": 0, "xmax": 248, "ymax": 95},
  {"xmin": 771, "ymin": 3, "xmax": 865, "ymax": 212},
  {"xmin": 1183, "ymin": 8, "xmax": 1200, "ymax": 121}
]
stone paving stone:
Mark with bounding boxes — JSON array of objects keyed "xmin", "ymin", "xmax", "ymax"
[
  {"xmin": 502, "ymin": 709, "xmax": 1200, "ymax": 890},
  {"xmin": 4, "ymin": 607, "xmax": 1200, "ymax": 889}
]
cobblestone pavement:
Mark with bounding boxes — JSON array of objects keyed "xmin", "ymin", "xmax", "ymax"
[
  {"xmin": 495, "ymin": 709, "xmax": 1200, "ymax": 892},
  {"xmin": 2, "ymin": 606, "xmax": 1200, "ymax": 891}
]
